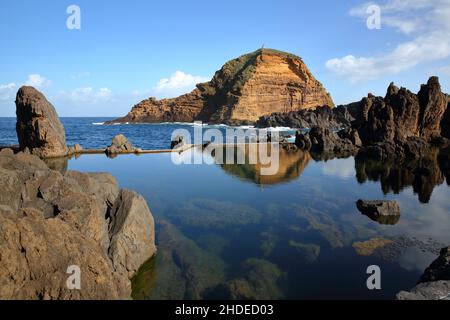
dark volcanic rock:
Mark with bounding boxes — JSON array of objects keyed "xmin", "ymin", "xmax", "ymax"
[
  {"xmin": 417, "ymin": 77, "xmax": 448, "ymax": 141},
  {"xmin": 356, "ymin": 200, "xmax": 401, "ymax": 223},
  {"xmin": 170, "ymin": 135, "xmax": 185, "ymax": 149},
  {"xmin": 397, "ymin": 246, "xmax": 450, "ymax": 300},
  {"xmin": 256, "ymin": 105, "xmax": 354, "ymax": 129},
  {"xmin": 295, "ymin": 126, "xmax": 360, "ymax": 157},
  {"xmin": 294, "ymin": 77, "xmax": 450, "ymax": 162},
  {"xmin": 420, "ymin": 247, "xmax": 450, "ymax": 283},
  {"xmin": 0, "ymin": 151, "xmax": 156, "ymax": 299},
  {"xmin": 16, "ymin": 86, "xmax": 68, "ymax": 158},
  {"xmin": 352, "ymin": 77, "xmax": 450, "ymax": 160}
]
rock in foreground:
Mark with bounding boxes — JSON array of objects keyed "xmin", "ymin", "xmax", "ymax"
[
  {"xmin": 16, "ymin": 86, "xmax": 69, "ymax": 158},
  {"xmin": 0, "ymin": 149, "xmax": 156, "ymax": 299}
]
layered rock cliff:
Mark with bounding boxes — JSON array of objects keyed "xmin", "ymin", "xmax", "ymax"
[{"xmin": 108, "ymin": 49, "xmax": 334, "ymax": 124}]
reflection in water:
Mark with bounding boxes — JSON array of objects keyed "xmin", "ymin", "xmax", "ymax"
[
  {"xmin": 355, "ymin": 148, "xmax": 450, "ymax": 203},
  {"xmin": 219, "ymin": 145, "xmax": 311, "ymax": 185},
  {"xmin": 67, "ymin": 147, "xmax": 450, "ymax": 299}
]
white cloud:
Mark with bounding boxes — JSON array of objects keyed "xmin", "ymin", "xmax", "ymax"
[
  {"xmin": 322, "ymin": 157, "xmax": 356, "ymax": 179},
  {"xmin": 327, "ymin": 0, "xmax": 450, "ymax": 82},
  {"xmin": 57, "ymin": 87, "xmax": 113, "ymax": 104},
  {"xmin": 0, "ymin": 83, "xmax": 17, "ymax": 101},
  {"xmin": 153, "ymin": 71, "xmax": 208, "ymax": 98},
  {"xmin": 25, "ymin": 74, "xmax": 51, "ymax": 88}
]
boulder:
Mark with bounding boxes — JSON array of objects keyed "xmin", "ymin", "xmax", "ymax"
[
  {"xmin": 106, "ymin": 134, "xmax": 136, "ymax": 154},
  {"xmin": 0, "ymin": 151, "xmax": 156, "ymax": 299},
  {"xmin": 15, "ymin": 86, "xmax": 68, "ymax": 158},
  {"xmin": 109, "ymin": 189, "xmax": 157, "ymax": 278},
  {"xmin": 356, "ymin": 200, "xmax": 401, "ymax": 222}
]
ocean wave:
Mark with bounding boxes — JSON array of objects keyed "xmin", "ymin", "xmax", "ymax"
[{"xmin": 92, "ymin": 122, "xmax": 105, "ymax": 125}]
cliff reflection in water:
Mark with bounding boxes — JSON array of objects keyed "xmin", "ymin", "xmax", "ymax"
[
  {"xmin": 355, "ymin": 148, "xmax": 450, "ymax": 203},
  {"xmin": 218, "ymin": 144, "xmax": 311, "ymax": 185}
]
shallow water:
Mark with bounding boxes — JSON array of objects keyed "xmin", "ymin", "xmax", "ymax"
[
  {"xmin": 2, "ymin": 117, "xmax": 450, "ymax": 300},
  {"xmin": 67, "ymin": 146, "xmax": 450, "ymax": 300}
]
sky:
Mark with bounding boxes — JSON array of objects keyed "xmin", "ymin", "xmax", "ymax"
[{"xmin": 0, "ymin": 0, "xmax": 449, "ymax": 117}]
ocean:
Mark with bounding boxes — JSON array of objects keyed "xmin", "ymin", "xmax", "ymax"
[{"xmin": 1, "ymin": 117, "xmax": 450, "ymax": 299}]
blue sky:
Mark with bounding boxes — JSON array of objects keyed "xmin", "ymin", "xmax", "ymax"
[{"xmin": 1, "ymin": 0, "xmax": 449, "ymax": 117}]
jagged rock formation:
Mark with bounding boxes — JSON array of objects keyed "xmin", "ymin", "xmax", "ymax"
[
  {"xmin": 296, "ymin": 77, "xmax": 450, "ymax": 161},
  {"xmin": 16, "ymin": 86, "xmax": 69, "ymax": 158},
  {"xmin": 256, "ymin": 105, "xmax": 355, "ymax": 129},
  {"xmin": 108, "ymin": 49, "xmax": 334, "ymax": 125},
  {"xmin": 0, "ymin": 149, "xmax": 156, "ymax": 299}
]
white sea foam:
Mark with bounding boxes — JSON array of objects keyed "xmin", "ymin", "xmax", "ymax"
[{"xmin": 92, "ymin": 122, "xmax": 105, "ymax": 125}]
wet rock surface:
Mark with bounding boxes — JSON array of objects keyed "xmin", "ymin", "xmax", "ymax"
[{"xmin": 0, "ymin": 150, "xmax": 156, "ymax": 299}]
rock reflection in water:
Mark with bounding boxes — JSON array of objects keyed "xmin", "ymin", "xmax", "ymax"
[
  {"xmin": 218, "ymin": 144, "xmax": 311, "ymax": 185},
  {"xmin": 355, "ymin": 148, "xmax": 450, "ymax": 203}
]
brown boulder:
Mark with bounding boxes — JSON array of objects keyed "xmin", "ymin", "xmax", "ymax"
[
  {"xmin": 16, "ymin": 86, "xmax": 68, "ymax": 158},
  {"xmin": 106, "ymin": 134, "xmax": 136, "ymax": 154},
  {"xmin": 0, "ymin": 151, "xmax": 156, "ymax": 300}
]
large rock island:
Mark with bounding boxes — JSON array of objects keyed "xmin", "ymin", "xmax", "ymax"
[{"xmin": 108, "ymin": 49, "xmax": 334, "ymax": 125}]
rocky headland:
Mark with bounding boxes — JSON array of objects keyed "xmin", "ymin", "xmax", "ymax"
[
  {"xmin": 295, "ymin": 76, "xmax": 450, "ymax": 161},
  {"xmin": 107, "ymin": 49, "xmax": 334, "ymax": 125},
  {"xmin": 0, "ymin": 86, "xmax": 157, "ymax": 299}
]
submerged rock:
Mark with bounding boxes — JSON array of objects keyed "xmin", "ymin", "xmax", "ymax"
[
  {"xmin": 0, "ymin": 151, "xmax": 156, "ymax": 299},
  {"xmin": 15, "ymin": 86, "xmax": 68, "ymax": 158}
]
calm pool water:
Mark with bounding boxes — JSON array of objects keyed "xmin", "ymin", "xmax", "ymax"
[{"xmin": 66, "ymin": 146, "xmax": 450, "ymax": 300}]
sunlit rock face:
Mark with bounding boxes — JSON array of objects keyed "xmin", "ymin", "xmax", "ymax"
[
  {"xmin": 108, "ymin": 49, "xmax": 334, "ymax": 125},
  {"xmin": 218, "ymin": 145, "xmax": 311, "ymax": 185}
]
